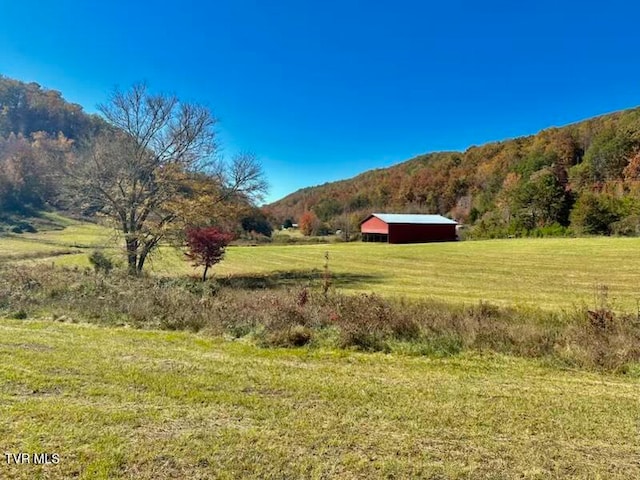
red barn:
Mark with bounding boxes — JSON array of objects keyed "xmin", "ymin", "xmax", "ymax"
[{"xmin": 360, "ymin": 213, "xmax": 458, "ymax": 244}]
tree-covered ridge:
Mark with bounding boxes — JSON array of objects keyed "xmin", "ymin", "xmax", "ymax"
[
  {"xmin": 267, "ymin": 107, "xmax": 640, "ymax": 237},
  {"xmin": 0, "ymin": 75, "xmax": 106, "ymax": 140},
  {"xmin": 0, "ymin": 132, "xmax": 73, "ymax": 214},
  {"xmin": 0, "ymin": 76, "xmax": 111, "ymax": 215}
]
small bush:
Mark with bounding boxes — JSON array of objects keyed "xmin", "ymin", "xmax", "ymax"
[
  {"xmin": 88, "ymin": 250, "xmax": 114, "ymax": 274},
  {"xmin": 260, "ymin": 324, "xmax": 313, "ymax": 348},
  {"xmin": 11, "ymin": 309, "xmax": 28, "ymax": 320},
  {"xmin": 531, "ymin": 223, "xmax": 570, "ymax": 237},
  {"xmin": 288, "ymin": 325, "xmax": 313, "ymax": 346},
  {"xmin": 9, "ymin": 221, "xmax": 37, "ymax": 234},
  {"xmin": 611, "ymin": 215, "xmax": 640, "ymax": 236},
  {"xmin": 334, "ymin": 294, "xmax": 421, "ymax": 351},
  {"xmin": 256, "ymin": 296, "xmax": 316, "ymax": 347}
]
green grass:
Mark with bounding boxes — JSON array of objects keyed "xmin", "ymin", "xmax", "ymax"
[
  {"xmin": 0, "ymin": 318, "xmax": 638, "ymax": 479},
  {"xmin": 3, "ymin": 220, "xmax": 640, "ymax": 477},
  {"xmin": 5, "ymin": 217, "xmax": 640, "ymax": 310},
  {"xmin": 0, "ymin": 236, "xmax": 80, "ymax": 261},
  {"xmin": 1, "ymin": 217, "xmax": 112, "ymax": 263},
  {"xmin": 213, "ymin": 238, "xmax": 640, "ymax": 310},
  {"xmin": 19, "ymin": 222, "xmax": 115, "ymax": 249}
]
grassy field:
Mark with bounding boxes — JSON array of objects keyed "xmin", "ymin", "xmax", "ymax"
[
  {"xmin": 3, "ymin": 219, "xmax": 640, "ymax": 478},
  {"xmin": 1, "ymin": 318, "xmax": 638, "ymax": 479},
  {"xmin": 5, "ymin": 219, "xmax": 640, "ymax": 310},
  {"xmin": 214, "ymin": 238, "xmax": 640, "ymax": 310}
]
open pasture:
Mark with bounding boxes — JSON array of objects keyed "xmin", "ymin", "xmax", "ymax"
[
  {"xmin": 4, "ymin": 219, "xmax": 640, "ymax": 310},
  {"xmin": 215, "ymin": 237, "xmax": 640, "ymax": 311},
  {"xmin": 3, "ymin": 222, "xmax": 640, "ymax": 478}
]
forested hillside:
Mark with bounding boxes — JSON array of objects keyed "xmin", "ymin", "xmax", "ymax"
[
  {"xmin": 4, "ymin": 73, "xmax": 640, "ymax": 239},
  {"xmin": 268, "ymin": 107, "xmax": 640, "ymax": 238},
  {"xmin": 0, "ymin": 76, "xmax": 108, "ymax": 214},
  {"xmin": 0, "ymin": 76, "xmax": 106, "ymax": 140},
  {"xmin": 0, "ymin": 76, "xmax": 267, "ymax": 251}
]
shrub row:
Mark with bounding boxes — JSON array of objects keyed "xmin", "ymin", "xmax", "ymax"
[{"xmin": 1, "ymin": 265, "xmax": 640, "ymax": 373}]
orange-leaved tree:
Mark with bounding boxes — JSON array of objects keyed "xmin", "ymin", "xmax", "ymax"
[{"xmin": 299, "ymin": 211, "xmax": 319, "ymax": 236}]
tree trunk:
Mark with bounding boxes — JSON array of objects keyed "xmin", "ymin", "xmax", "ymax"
[
  {"xmin": 202, "ymin": 264, "xmax": 209, "ymax": 282},
  {"xmin": 137, "ymin": 252, "xmax": 146, "ymax": 274},
  {"xmin": 137, "ymin": 238, "xmax": 160, "ymax": 275},
  {"xmin": 126, "ymin": 238, "xmax": 138, "ymax": 276}
]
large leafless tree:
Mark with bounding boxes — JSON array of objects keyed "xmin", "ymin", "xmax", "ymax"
[{"xmin": 70, "ymin": 83, "xmax": 267, "ymax": 275}]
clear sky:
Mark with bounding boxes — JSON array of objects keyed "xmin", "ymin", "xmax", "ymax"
[{"xmin": 1, "ymin": 0, "xmax": 640, "ymax": 203}]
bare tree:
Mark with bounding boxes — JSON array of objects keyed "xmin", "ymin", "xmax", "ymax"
[{"xmin": 69, "ymin": 83, "xmax": 267, "ymax": 275}]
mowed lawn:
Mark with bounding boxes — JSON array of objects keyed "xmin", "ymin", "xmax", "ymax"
[
  {"xmin": 0, "ymin": 236, "xmax": 79, "ymax": 261},
  {"xmin": 6, "ymin": 219, "xmax": 640, "ymax": 310},
  {"xmin": 0, "ymin": 319, "xmax": 638, "ymax": 479}
]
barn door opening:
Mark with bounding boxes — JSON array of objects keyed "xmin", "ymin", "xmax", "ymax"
[{"xmin": 363, "ymin": 233, "xmax": 389, "ymax": 243}]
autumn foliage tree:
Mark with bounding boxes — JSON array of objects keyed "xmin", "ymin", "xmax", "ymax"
[
  {"xmin": 185, "ymin": 227, "xmax": 234, "ymax": 281},
  {"xmin": 623, "ymin": 150, "xmax": 640, "ymax": 181},
  {"xmin": 68, "ymin": 83, "xmax": 266, "ymax": 275},
  {"xmin": 299, "ymin": 210, "xmax": 320, "ymax": 236}
]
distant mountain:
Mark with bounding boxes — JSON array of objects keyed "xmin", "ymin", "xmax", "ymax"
[{"xmin": 267, "ymin": 107, "xmax": 640, "ymax": 238}]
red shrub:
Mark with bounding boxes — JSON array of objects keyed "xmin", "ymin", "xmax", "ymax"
[{"xmin": 185, "ymin": 227, "xmax": 234, "ymax": 281}]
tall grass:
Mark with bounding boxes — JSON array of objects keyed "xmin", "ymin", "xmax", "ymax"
[{"xmin": 1, "ymin": 264, "xmax": 639, "ymax": 373}]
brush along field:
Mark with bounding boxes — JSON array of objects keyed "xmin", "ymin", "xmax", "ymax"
[
  {"xmin": 6, "ymin": 218, "xmax": 640, "ymax": 311},
  {"xmin": 0, "ymin": 319, "xmax": 638, "ymax": 479}
]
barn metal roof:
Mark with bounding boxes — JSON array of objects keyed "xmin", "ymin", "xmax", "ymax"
[{"xmin": 369, "ymin": 213, "xmax": 458, "ymax": 225}]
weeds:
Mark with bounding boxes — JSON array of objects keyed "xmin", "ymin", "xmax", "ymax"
[
  {"xmin": 322, "ymin": 250, "xmax": 331, "ymax": 296},
  {"xmin": 332, "ymin": 293, "xmax": 421, "ymax": 351},
  {"xmin": 1, "ymin": 264, "xmax": 640, "ymax": 373}
]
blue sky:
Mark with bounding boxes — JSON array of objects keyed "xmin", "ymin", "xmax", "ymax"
[{"xmin": 1, "ymin": 0, "xmax": 640, "ymax": 203}]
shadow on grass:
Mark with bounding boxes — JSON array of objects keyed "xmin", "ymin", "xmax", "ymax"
[
  {"xmin": 0, "ymin": 249, "xmax": 82, "ymax": 262},
  {"xmin": 215, "ymin": 269, "xmax": 386, "ymax": 290}
]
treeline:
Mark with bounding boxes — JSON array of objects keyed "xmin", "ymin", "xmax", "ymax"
[
  {"xmin": 267, "ymin": 107, "xmax": 640, "ymax": 238},
  {"xmin": 0, "ymin": 133, "xmax": 73, "ymax": 214}
]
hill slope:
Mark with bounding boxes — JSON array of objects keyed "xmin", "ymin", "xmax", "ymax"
[
  {"xmin": 0, "ymin": 75, "xmax": 105, "ymax": 140},
  {"xmin": 0, "ymin": 76, "xmax": 110, "ymax": 216},
  {"xmin": 268, "ymin": 107, "xmax": 640, "ymax": 237}
]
